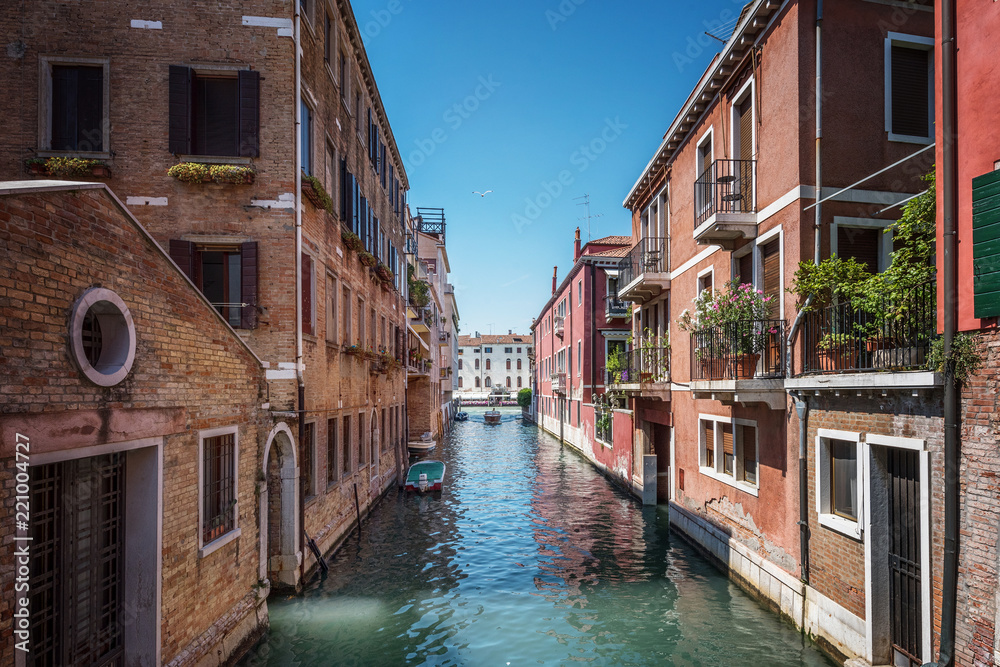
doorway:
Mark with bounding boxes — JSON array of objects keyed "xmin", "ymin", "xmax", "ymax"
[
  {"xmin": 263, "ymin": 425, "xmax": 300, "ymax": 591},
  {"xmin": 652, "ymin": 423, "xmax": 671, "ymax": 503}
]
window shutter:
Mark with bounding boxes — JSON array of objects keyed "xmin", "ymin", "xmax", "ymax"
[
  {"xmin": 169, "ymin": 239, "xmax": 194, "ymax": 280},
  {"xmin": 742, "ymin": 425, "xmax": 757, "ymax": 483},
  {"xmin": 722, "ymin": 424, "xmax": 734, "ymax": 456},
  {"xmin": 340, "ymin": 159, "xmax": 348, "ymax": 220},
  {"xmin": 891, "ymin": 46, "xmax": 929, "ymax": 138},
  {"xmin": 973, "ymin": 169, "xmax": 1000, "ymax": 318},
  {"xmin": 703, "ymin": 421, "xmax": 715, "ymax": 467},
  {"xmin": 738, "ymin": 252, "xmax": 753, "ymax": 285},
  {"xmin": 301, "ymin": 252, "xmax": 313, "ymax": 335},
  {"xmin": 761, "ymin": 240, "xmax": 780, "ymax": 320},
  {"xmin": 739, "ymin": 97, "xmax": 753, "ymax": 163},
  {"xmin": 240, "ymin": 241, "xmax": 258, "ymax": 329},
  {"xmin": 237, "ymin": 70, "xmax": 260, "ymax": 157},
  {"xmin": 837, "ymin": 226, "xmax": 879, "ymax": 274},
  {"xmin": 169, "ymin": 66, "xmax": 192, "ymax": 154}
]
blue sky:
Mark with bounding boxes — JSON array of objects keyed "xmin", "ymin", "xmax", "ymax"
[{"xmin": 353, "ymin": 0, "xmax": 746, "ymax": 335}]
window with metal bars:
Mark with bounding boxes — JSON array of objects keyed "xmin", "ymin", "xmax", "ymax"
[{"xmin": 203, "ymin": 433, "xmax": 236, "ymax": 544}]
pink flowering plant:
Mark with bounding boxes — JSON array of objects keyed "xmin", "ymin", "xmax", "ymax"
[{"xmin": 679, "ymin": 281, "xmax": 776, "ymax": 356}]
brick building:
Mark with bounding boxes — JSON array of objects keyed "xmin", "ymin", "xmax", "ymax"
[
  {"xmin": 456, "ymin": 333, "xmax": 533, "ymax": 400},
  {"xmin": 0, "ymin": 182, "xmax": 270, "ymax": 665},
  {"xmin": 530, "ymin": 230, "xmax": 634, "ymax": 489},
  {"xmin": 934, "ymin": 1, "xmax": 1000, "ymax": 664},
  {"xmin": 618, "ymin": 0, "xmax": 937, "ymax": 663},
  {"xmin": 1, "ymin": 0, "xmax": 412, "ymax": 613}
]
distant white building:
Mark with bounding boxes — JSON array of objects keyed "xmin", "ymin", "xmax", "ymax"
[{"xmin": 456, "ymin": 333, "xmax": 532, "ymax": 400}]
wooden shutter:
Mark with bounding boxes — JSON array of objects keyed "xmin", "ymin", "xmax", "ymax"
[
  {"xmin": 890, "ymin": 46, "xmax": 929, "ymax": 138},
  {"xmin": 168, "ymin": 66, "xmax": 192, "ymax": 154},
  {"xmin": 742, "ymin": 425, "xmax": 757, "ymax": 483},
  {"xmin": 837, "ymin": 226, "xmax": 879, "ymax": 274},
  {"xmin": 237, "ymin": 70, "xmax": 260, "ymax": 158},
  {"xmin": 739, "ymin": 97, "xmax": 753, "ymax": 163},
  {"xmin": 722, "ymin": 424, "xmax": 734, "ymax": 456},
  {"xmin": 973, "ymin": 169, "xmax": 1000, "ymax": 318},
  {"xmin": 738, "ymin": 252, "xmax": 753, "ymax": 286},
  {"xmin": 169, "ymin": 239, "xmax": 194, "ymax": 280},
  {"xmin": 301, "ymin": 252, "xmax": 313, "ymax": 335},
  {"xmin": 761, "ymin": 240, "xmax": 780, "ymax": 320},
  {"xmin": 240, "ymin": 241, "xmax": 258, "ymax": 329},
  {"xmin": 703, "ymin": 421, "xmax": 715, "ymax": 467}
]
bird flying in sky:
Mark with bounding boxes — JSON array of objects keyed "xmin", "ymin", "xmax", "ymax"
[{"xmin": 473, "ymin": 190, "xmax": 493, "ymax": 197}]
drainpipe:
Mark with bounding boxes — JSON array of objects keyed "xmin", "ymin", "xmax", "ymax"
[
  {"xmin": 930, "ymin": 0, "xmax": 959, "ymax": 664},
  {"xmin": 293, "ymin": 3, "xmax": 306, "ymax": 588},
  {"xmin": 814, "ymin": 0, "xmax": 823, "ymax": 265},
  {"xmin": 790, "ymin": 390, "xmax": 810, "ymax": 585}
]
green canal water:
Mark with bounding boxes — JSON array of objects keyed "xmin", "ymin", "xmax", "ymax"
[{"xmin": 241, "ymin": 407, "xmax": 835, "ymax": 666}]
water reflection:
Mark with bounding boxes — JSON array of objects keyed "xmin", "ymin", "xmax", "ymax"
[{"xmin": 241, "ymin": 408, "xmax": 833, "ymax": 666}]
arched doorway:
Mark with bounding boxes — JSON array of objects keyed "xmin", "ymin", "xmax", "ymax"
[{"xmin": 261, "ymin": 423, "xmax": 300, "ymax": 591}]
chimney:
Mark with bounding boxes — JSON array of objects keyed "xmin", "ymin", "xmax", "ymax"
[
  {"xmin": 574, "ymin": 227, "xmax": 582, "ymax": 261},
  {"xmin": 475, "ymin": 330, "xmax": 480, "ymax": 338},
  {"xmin": 508, "ymin": 329, "xmax": 512, "ymax": 335},
  {"xmin": 552, "ymin": 266, "xmax": 558, "ymax": 294}
]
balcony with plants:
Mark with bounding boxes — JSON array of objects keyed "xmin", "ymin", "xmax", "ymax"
[
  {"xmin": 617, "ymin": 236, "xmax": 669, "ymax": 304},
  {"xmin": 681, "ymin": 281, "xmax": 786, "ymax": 409},
  {"xmin": 605, "ymin": 295, "xmax": 631, "ymax": 321},
  {"xmin": 693, "ymin": 159, "xmax": 757, "ymax": 250},
  {"xmin": 605, "ymin": 330, "xmax": 670, "ymax": 400},
  {"xmin": 785, "ymin": 175, "xmax": 946, "ymax": 393}
]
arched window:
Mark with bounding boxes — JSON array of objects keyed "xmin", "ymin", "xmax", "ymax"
[
  {"xmin": 517, "ymin": 359, "xmax": 522, "ymax": 370},
  {"xmin": 458, "ymin": 359, "xmax": 463, "ymax": 370},
  {"xmin": 517, "ymin": 376, "xmax": 522, "ymax": 388},
  {"xmin": 475, "ymin": 377, "xmax": 481, "ymax": 388},
  {"xmin": 506, "ymin": 377, "xmax": 511, "ymax": 388},
  {"xmin": 475, "ymin": 358, "xmax": 480, "ymax": 370},
  {"xmin": 486, "ymin": 359, "xmax": 491, "ymax": 370},
  {"xmin": 506, "ymin": 359, "xmax": 511, "ymax": 370},
  {"xmin": 485, "ymin": 377, "xmax": 492, "ymax": 387},
  {"xmin": 458, "ymin": 377, "xmax": 463, "ymax": 387}
]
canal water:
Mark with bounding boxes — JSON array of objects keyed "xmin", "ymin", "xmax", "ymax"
[{"xmin": 241, "ymin": 407, "xmax": 834, "ymax": 666}]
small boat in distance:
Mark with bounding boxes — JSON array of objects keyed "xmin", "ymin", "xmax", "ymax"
[
  {"xmin": 455, "ymin": 412, "xmax": 469, "ymax": 422},
  {"xmin": 484, "ymin": 409, "xmax": 502, "ymax": 425},
  {"xmin": 405, "ymin": 460, "xmax": 446, "ymax": 493},
  {"xmin": 407, "ymin": 432, "xmax": 435, "ymax": 453}
]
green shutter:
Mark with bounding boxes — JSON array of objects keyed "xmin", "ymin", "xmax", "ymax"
[{"xmin": 973, "ymin": 169, "xmax": 1000, "ymax": 318}]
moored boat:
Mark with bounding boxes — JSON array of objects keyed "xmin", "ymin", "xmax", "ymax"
[
  {"xmin": 404, "ymin": 460, "xmax": 446, "ymax": 492},
  {"xmin": 455, "ymin": 411, "xmax": 469, "ymax": 422}
]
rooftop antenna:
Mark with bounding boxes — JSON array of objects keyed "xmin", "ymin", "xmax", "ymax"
[{"xmin": 574, "ymin": 194, "xmax": 603, "ymax": 241}]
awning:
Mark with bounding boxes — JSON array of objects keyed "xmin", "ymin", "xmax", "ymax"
[
  {"xmin": 605, "ymin": 268, "xmax": 620, "ymax": 278},
  {"xmin": 408, "ymin": 323, "xmax": 430, "ymax": 350}
]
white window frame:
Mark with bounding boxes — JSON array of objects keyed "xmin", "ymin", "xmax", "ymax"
[
  {"xmin": 884, "ymin": 32, "xmax": 935, "ymax": 144},
  {"xmin": 37, "ymin": 56, "xmax": 111, "ymax": 158},
  {"xmin": 729, "ymin": 75, "xmax": 756, "ymax": 162},
  {"xmin": 831, "ymin": 216, "xmax": 894, "ymax": 273},
  {"xmin": 694, "ymin": 127, "xmax": 715, "ymax": 222},
  {"xmin": 816, "ymin": 428, "xmax": 864, "ymax": 539},
  {"xmin": 698, "ymin": 414, "xmax": 759, "ymax": 496},
  {"xmin": 696, "ymin": 266, "xmax": 714, "ymax": 297},
  {"xmin": 198, "ymin": 425, "xmax": 241, "ymax": 558},
  {"xmin": 755, "ymin": 224, "xmax": 784, "ymax": 320},
  {"xmin": 732, "ymin": 242, "xmax": 754, "ymax": 284}
]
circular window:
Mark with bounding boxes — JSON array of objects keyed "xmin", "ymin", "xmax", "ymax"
[{"xmin": 69, "ymin": 288, "xmax": 136, "ymax": 387}]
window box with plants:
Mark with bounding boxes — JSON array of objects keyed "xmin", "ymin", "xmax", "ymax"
[
  {"xmin": 27, "ymin": 156, "xmax": 112, "ymax": 179},
  {"xmin": 168, "ymin": 162, "xmax": 255, "ymax": 184},
  {"xmin": 342, "ymin": 229, "xmax": 363, "ymax": 253},
  {"xmin": 358, "ymin": 250, "xmax": 377, "ymax": 268},
  {"xmin": 301, "ymin": 174, "xmax": 333, "ymax": 212}
]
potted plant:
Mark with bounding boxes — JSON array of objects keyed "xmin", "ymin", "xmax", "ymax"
[
  {"xmin": 341, "ymin": 229, "xmax": 363, "ymax": 252},
  {"xmin": 358, "ymin": 250, "xmax": 377, "ymax": 268},
  {"xmin": 816, "ymin": 332, "xmax": 859, "ymax": 372},
  {"xmin": 31, "ymin": 156, "xmax": 112, "ymax": 178},
  {"xmin": 606, "ymin": 347, "xmax": 627, "ymax": 384},
  {"xmin": 343, "ymin": 343, "xmax": 362, "ymax": 356},
  {"xmin": 167, "ymin": 162, "xmax": 212, "ymax": 183},
  {"xmin": 301, "ymin": 173, "xmax": 334, "ymax": 213}
]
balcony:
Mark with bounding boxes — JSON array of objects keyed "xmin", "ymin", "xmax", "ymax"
[
  {"xmin": 605, "ymin": 295, "xmax": 630, "ymax": 321},
  {"xmin": 693, "ymin": 159, "xmax": 757, "ymax": 250},
  {"xmin": 689, "ymin": 319, "xmax": 787, "ymax": 409},
  {"xmin": 554, "ymin": 315, "xmax": 565, "ymax": 338},
  {"xmin": 551, "ymin": 371, "xmax": 567, "ymax": 394},
  {"xmin": 605, "ymin": 347, "xmax": 671, "ymax": 401},
  {"xmin": 617, "ymin": 236, "xmax": 669, "ymax": 304},
  {"xmin": 784, "ymin": 280, "xmax": 941, "ymax": 394},
  {"xmin": 407, "ymin": 357, "xmax": 430, "ymax": 377},
  {"xmin": 438, "ymin": 330, "xmax": 451, "ymax": 346}
]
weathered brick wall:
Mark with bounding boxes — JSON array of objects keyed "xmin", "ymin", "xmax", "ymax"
[
  {"xmin": 805, "ymin": 393, "xmax": 944, "ymax": 635},
  {"xmin": 0, "ymin": 186, "xmax": 268, "ymax": 665},
  {"xmin": 955, "ymin": 329, "xmax": 1000, "ymax": 667}
]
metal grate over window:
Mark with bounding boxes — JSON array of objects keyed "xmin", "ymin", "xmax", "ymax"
[{"xmin": 203, "ymin": 433, "xmax": 236, "ymax": 544}]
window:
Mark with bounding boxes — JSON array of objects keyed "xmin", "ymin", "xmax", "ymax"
[
  {"xmin": 357, "ymin": 297, "xmax": 365, "ymax": 345},
  {"xmin": 517, "ymin": 359, "xmax": 522, "ymax": 370},
  {"xmin": 885, "ymin": 33, "xmax": 934, "ymax": 142},
  {"xmin": 42, "ymin": 60, "xmax": 108, "ymax": 153},
  {"xmin": 302, "ymin": 422, "xmax": 316, "ymax": 500},
  {"xmin": 832, "ymin": 218, "xmax": 893, "ymax": 274},
  {"xmin": 506, "ymin": 377, "xmax": 511, "ymax": 388},
  {"xmin": 299, "ymin": 0, "xmax": 312, "ymax": 24},
  {"xmin": 695, "ymin": 129, "xmax": 714, "ymax": 213},
  {"xmin": 486, "ymin": 359, "xmax": 491, "ymax": 370},
  {"xmin": 341, "ymin": 415, "xmax": 351, "ymax": 476},
  {"xmin": 382, "ymin": 409, "xmax": 388, "ymax": 452},
  {"xmin": 485, "ymin": 377, "xmax": 492, "ymax": 387},
  {"xmin": 324, "ymin": 11, "xmax": 334, "ymax": 64},
  {"xmin": 506, "ymin": 359, "xmax": 511, "ymax": 370},
  {"xmin": 475, "ymin": 377, "xmax": 481, "ymax": 388},
  {"xmin": 578, "ymin": 280, "xmax": 583, "ymax": 306},
  {"xmin": 505, "ymin": 347, "xmax": 513, "ymax": 353},
  {"xmin": 484, "ymin": 347, "xmax": 492, "ymax": 353},
  {"xmin": 201, "ymin": 428, "xmax": 238, "ymax": 549},
  {"xmin": 577, "ymin": 341, "xmax": 582, "ymax": 375},
  {"xmin": 300, "ymin": 98, "xmax": 313, "ymax": 175},
  {"xmin": 325, "ymin": 143, "xmax": 337, "ymax": 209},
  {"xmin": 458, "ymin": 377, "xmax": 463, "ymax": 388},
  {"xmin": 357, "ymin": 412, "xmax": 365, "ymax": 468},
  {"xmin": 69, "ymin": 287, "xmax": 137, "ymax": 387},
  {"xmin": 338, "ymin": 51, "xmax": 347, "ymax": 95},
  {"xmin": 301, "ymin": 252, "xmax": 315, "ymax": 335},
  {"xmin": 327, "ymin": 418, "xmax": 338, "ymax": 486},
  {"xmin": 475, "ymin": 358, "xmax": 480, "ymax": 370},
  {"xmin": 700, "ymin": 416, "xmax": 758, "ymax": 494},
  {"xmin": 326, "ymin": 274, "xmax": 337, "ymax": 343},
  {"xmin": 760, "ymin": 238, "xmax": 780, "ymax": 320},
  {"xmin": 169, "ymin": 66, "xmax": 259, "ymax": 157},
  {"xmin": 517, "ymin": 376, "xmax": 522, "ymax": 388},
  {"xmin": 342, "ymin": 285, "xmax": 351, "ymax": 343},
  {"xmin": 974, "ymin": 169, "xmax": 1000, "ymax": 318},
  {"xmin": 697, "ymin": 269, "xmax": 713, "ymax": 296},
  {"xmin": 458, "ymin": 359, "xmax": 463, "ymax": 370},
  {"xmin": 473, "ymin": 348, "xmax": 480, "ymax": 353},
  {"xmin": 517, "ymin": 347, "xmax": 522, "ymax": 353},
  {"xmin": 168, "ymin": 241, "xmax": 258, "ymax": 329},
  {"xmin": 355, "ymin": 89, "xmax": 362, "ymax": 134},
  {"xmin": 816, "ymin": 429, "xmax": 863, "ymax": 538}
]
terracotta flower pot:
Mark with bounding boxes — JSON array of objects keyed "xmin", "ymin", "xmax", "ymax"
[{"xmin": 817, "ymin": 349, "xmax": 858, "ymax": 373}]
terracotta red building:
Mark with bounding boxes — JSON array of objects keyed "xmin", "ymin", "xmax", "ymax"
[{"xmin": 531, "ymin": 230, "xmax": 635, "ymax": 493}]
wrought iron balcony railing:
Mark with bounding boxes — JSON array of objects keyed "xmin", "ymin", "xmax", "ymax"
[
  {"xmin": 690, "ymin": 319, "xmax": 787, "ymax": 380},
  {"xmin": 605, "ymin": 296, "xmax": 630, "ymax": 319},
  {"xmin": 694, "ymin": 159, "xmax": 756, "ymax": 227},
  {"xmin": 617, "ymin": 236, "xmax": 667, "ymax": 293},
  {"xmin": 604, "ymin": 347, "xmax": 670, "ymax": 386},
  {"xmin": 800, "ymin": 280, "xmax": 935, "ymax": 375}
]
